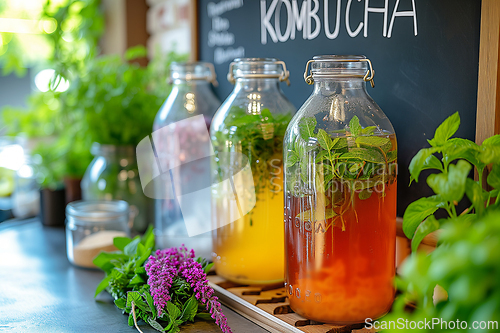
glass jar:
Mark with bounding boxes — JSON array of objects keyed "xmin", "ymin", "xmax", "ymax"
[
  {"xmin": 283, "ymin": 56, "xmax": 397, "ymax": 324},
  {"xmin": 81, "ymin": 144, "xmax": 149, "ymax": 233},
  {"xmin": 152, "ymin": 62, "xmax": 220, "ymax": 258},
  {"xmin": 211, "ymin": 58, "xmax": 296, "ymax": 284},
  {"xmin": 12, "ymin": 154, "xmax": 40, "ymax": 218},
  {"xmin": 66, "ymin": 200, "xmax": 129, "ymax": 268}
]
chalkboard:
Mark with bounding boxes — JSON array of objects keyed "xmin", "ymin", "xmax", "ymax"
[{"xmin": 198, "ymin": 0, "xmax": 481, "ymax": 215}]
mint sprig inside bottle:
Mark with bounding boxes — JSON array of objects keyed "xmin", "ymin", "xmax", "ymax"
[
  {"xmin": 286, "ymin": 115, "xmax": 397, "ymax": 230},
  {"xmin": 283, "ymin": 55, "xmax": 397, "ymax": 324}
]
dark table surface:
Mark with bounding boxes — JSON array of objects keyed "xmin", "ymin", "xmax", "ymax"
[{"xmin": 0, "ymin": 219, "xmax": 269, "ymax": 333}]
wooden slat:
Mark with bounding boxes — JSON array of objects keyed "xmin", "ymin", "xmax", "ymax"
[
  {"xmin": 256, "ymin": 302, "xmax": 292, "ymax": 315},
  {"xmin": 190, "ymin": 0, "xmax": 199, "ymax": 61},
  {"xmin": 208, "ymin": 279, "xmax": 305, "ymax": 333},
  {"xmin": 476, "ymin": 0, "xmax": 500, "ymax": 187},
  {"xmin": 476, "ymin": 0, "xmax": 500, "ymax": 146},
  {"xmin": 274, "ymin": 313, "xmax": 311, "ymax": 327}
]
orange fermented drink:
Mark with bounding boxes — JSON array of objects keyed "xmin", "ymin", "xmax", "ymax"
[
  {"xmin": 283, "ymin": 55, "xmax": 398, "ymax": 324},
  {"xmin": 284, "ymin": 181, "xmax": 397, "ymax": 323}
]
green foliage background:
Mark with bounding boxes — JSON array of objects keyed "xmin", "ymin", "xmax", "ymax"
[
  {"xmin": 384, "ymin": 112, "xmax": 500, "ymax": 332},
  {"xmin": 0, "ymin": 0, "xmax": 187, "ymax": 188}
]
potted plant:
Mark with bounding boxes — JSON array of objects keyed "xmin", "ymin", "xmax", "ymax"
[
  {"xmin": 73, "ymin": 47, "xmax": 185, "ymax": 233},
  {"xmin": 1, "ymin": 89, "xmax": 94, "ymax": 225},
  {"xmin": 382, "ymin": 112, "xmax": 500, "ymax": 331}
]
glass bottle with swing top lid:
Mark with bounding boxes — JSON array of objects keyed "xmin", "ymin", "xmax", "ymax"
[
  {"xmin": 283, "ymin": 55, "xmax": 397, "ymax": 324},
  {"xmin": 211, "ymin": 58, "xmax": 296, "ymax": 284},
  {"xmin": 153, "ymin": 62, "xmax": 220, "ymax": 259}
]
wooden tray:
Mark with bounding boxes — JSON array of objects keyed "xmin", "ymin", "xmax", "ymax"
[
  {"xmin": 208, "ymin": 275, "xmax": 375, "ymax": 333},
  {"xmin": 208, "ymin": 221, "xmax": 427, "ymax": 332}
]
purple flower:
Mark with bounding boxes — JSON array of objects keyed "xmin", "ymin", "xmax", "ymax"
[
  {"xmin": 145, "ymin": 245, "xmax": 232, "ymax": 333},
  {"xmin": 145, "ymin": 249, "xmax": 176, "ymax": 316}
]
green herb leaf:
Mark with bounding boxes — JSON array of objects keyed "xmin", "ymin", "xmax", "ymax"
[
  {"xmin": 296, "ymin": 208, "xmax": 336, "ymax": 222},
  {"xmin": 260, "ymin": 108, "xmax": 274, "ymax": 121},
  {"xmin": 332, "ymin": 137, "xmax": 348, "ymax": 150},
  {"xmin": 408, "ymin": 147, "xmax": 440, "ymax": 183},
  {"xmin": 481, "ymin": 134, "xmax": 500, "ymax": 146},
  {"xmin": 387, "ymin": 150, "xmax": 398, "ymax": 163},
  {"xmin": 124, "ymin": 237, "xmax": 141, "ymax": 257},
  {"xmin": 128, "ymin": 312, "xmax": 134, "ymax": 326},
  {"xmin": 115, "ymin": 297, "xmax": 127, "ymax": 309},
  {"xmin": 361, "ymin": 126, "xmax": 377, "ymax": 135},
  {"xmin": 479, "ymin": 145, "xmax": 500, "ymax": 164},
  {"xmin": 428, "ymin": 111, "xmax": 460, "ymax": 146},
  {"xmin": 129, "ymin": 274, "xmax": 145, "ymax": 285},
  {"xmin": 93, "ymin": 252, "xmax": 128, "ymax": 273},
  {"xmin": 355, "ymin": 136, "xmax": 391, "ymax": 150},
  {"xmin": 465, "ymin": 178, "xmax": 486, "ymax": 216},
  {"xmin": 426, "ymin": 160, "xmax": 471, "ymax": 203},
  {"xmin": 338, "ymin": 148, "xmax": 385, "ymax": 164},
  {"xmin": 134, "ymin": 266, "xmax": 146, "ymax": 275},
  {"xmin": 286, "ymin": 150, "xmax": 299, "ymax": 167},
  {"xmin": 144, "ymin": 292, "xmax": 157, "ymax": 319},
  {"xmin": 195, "ymin": 313, "xmax": 215, "ymax": 321},
  {"xmin": 113, "ymin": 237, "xmax": 132, "ymax": 251},
  {"xmin": 403, "ymin": 195, "xmax": 446, "ymax": 239},
  {"xmin": 349, "ymin": 116, "xmax": 362, "ymax": 136},
  {"xmin": 180, "ymin": 295, "xmax": 198, "ymax": 322},
  {"xmin": 141, "ymin": 225, "xmax": 155, "ymax": 250},
  {"xmin": 298, "ymin": 117, "xmax": 317, "ymax": 141},
  {"xmin": 411, "ymin": 215, "xmax": 441, "ymax": 252},
  {"xmin": 443, "ymin": 138, "xmax": 484, "ymax": 171},
  {"xmin": 316, "ymin": 129, "xmax": 334, "ymax": 150},
  {"xmin": 487, "ymin": 164, "xmax": 500, "ymax": 189},
  {"xmin": 358, "ymin": 190, "xmax": 372, "ymax": 200},
  {"xmin": 315, "ymin": 150, "xmax": 329, "ymax": 163},
  {"xmin": 423, "ymin": 154, "xmax": 443, "ymax": 172},
  {"xmin": 94, "ymin": 275, "xmax": 112, "ymax": 297},
  {"xmin": 167, "ymin": 301, "xmax": 181, "ymax": 320},
  {"xmin": 147, "ymin": 317, "xmax": 164, "ymax": 332},
  {"xmin": 126, "ymin": 291, "xmax": 149, "ymax": 312},
  {"xmin": 203, "ymin": 263, "xmax": 214, "ymax": 275}
]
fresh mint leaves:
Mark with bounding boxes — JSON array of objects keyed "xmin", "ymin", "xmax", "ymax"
[
  {"xmin": 299, "ymin": 117, "xmax": 317, "ymax": 141},
  {"xmin": 287, "ymin": 115, "xmax": 397, "ymax": 198},
  {"xmin": 212, "ymin": 106, "xmax": 293, "ymax": 225},
  {"xmin": 285, "ymin": 115, "xmax": 397, "ymax": 231},
  {"xmin": 404, "ymin": 111, "xmax": 500, "ymax": 250},
  {"xmin": 93, "ymin": 228, "xmax": 218, "ymax": 332},
  {"xmin": 386, "ymin": 113, "xmax": 500, "ymax": 329}
]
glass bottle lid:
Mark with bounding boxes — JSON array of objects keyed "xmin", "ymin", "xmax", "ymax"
[
  {"xmin": 170, "ymin": 62, "xmax": 218, "ymax": 85},
  {"xmin": 304, "ymin": 55, "xmax": 375, "ymax": 87},
  {"xmin": 227, "ymin": 58, "xmax": 290, "ymax": 85}
]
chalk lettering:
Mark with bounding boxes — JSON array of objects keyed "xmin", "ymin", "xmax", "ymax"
[
  {"xmin": 261, "ymin": 0, "xmax": 279, "ymax": 44},
  {"xmin": 387, "ymin": 0, "xmax": 418, "ymax": 38},
  {"xmin": 324, "ymin": 0, "xmax": 341, "ymax": 39},
  {"xmin": 364, "ymin": 0, "xmax": 388, "ymax": 37},
  {"xmin": 346, "ymin": 0, "xmax": 363, "ymax": 37},
  {"xmin": 207, "ymin": 0, "xmax": 244, "ymax": 18},
  {"xmin": 259, "ymin": 0, "xmax": 419, "ymax": 44},
  {"xmin": 291, "ymin": 0, "xmax": 307, "ymax": 40}
]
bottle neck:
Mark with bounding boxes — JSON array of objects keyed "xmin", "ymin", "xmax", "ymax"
[
  {"xmin": 313, "ymin": 77, "xmax": 368, "ymax": 95},
  {"xmin": 233, "ymin": 78, "xmax": 281, "ymax": 93},
  {"xmin": 92, "ymin": 144, "xmax": 135, "ymax": 160},
  {"xmin": 173, "ymin": 79, "xmax": 212, "ymax": 86}
]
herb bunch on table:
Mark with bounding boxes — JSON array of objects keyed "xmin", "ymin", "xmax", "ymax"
[{"xmin": 93, "ymin": 227, "xmax": 231, "ymax": 333}]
